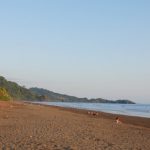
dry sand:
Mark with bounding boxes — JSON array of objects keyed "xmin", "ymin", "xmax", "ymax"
[{"xmin": 0, "ymin": 101, "xmax": 150, "ymax": 150}]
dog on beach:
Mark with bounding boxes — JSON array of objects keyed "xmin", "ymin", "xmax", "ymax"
[{"xmin": 88, "ymin": 111, "xmax": 99, "ymax": 116}]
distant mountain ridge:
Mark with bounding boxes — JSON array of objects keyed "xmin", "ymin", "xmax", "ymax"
[
  {"xmin": 0, "ymin": 76, "xmax": 135, "ymax": 104},
  {"xmin": 30, "ymin": 87, "xmax": 135, "ymax": 104},
  {"xmin": 29, "ymin": 87, "xmax": 89, "ymax": 102}
]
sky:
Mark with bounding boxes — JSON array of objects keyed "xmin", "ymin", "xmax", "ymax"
[{"xmin": 0, "ymin": 0, "xmax": 150, "ymax": 103}]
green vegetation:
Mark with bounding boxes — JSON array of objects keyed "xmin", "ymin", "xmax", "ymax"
[
  {"xmin": 0, "ymin": 75, "xmax": 135, "ymax": 104},
  {"xmin": 0, "ymin": 76, "xmax": 38, "ymax": 101},
  {"xmin": 0, "ymin": 87, "xmax": 11, "ymax": 101},
  {"xmin": 30, "ymin": 87, "xmax": 135, "ymax": 104},
  {"xmin": 30, "ymin": 87, "xmax": 89, "ymax": 102}
]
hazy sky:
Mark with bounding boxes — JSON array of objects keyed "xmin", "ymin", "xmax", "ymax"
[{"xmin": 0, "ymin": 0, "xmax": 150, "ymax": 103}]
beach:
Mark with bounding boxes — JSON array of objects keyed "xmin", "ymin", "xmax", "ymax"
[{"xmin": 0, "ymin": 101, "xmax": 150, "ymax": 150}]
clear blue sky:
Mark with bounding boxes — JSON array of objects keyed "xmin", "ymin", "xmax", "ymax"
[{"xmin": 0, "ymin": 0, "xmax": 150, "ymax": 103}]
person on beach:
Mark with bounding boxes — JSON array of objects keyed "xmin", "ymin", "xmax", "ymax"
[{"xmin": 116, "ymin": 117, "xmax": 121, "ymax": 124}]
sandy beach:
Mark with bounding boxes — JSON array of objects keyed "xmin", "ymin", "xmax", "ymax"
[{"xmin": 0, "ymin": 101, "xmax": 150, "ymax": 150}]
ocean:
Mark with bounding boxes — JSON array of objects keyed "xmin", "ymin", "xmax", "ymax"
[{"xmin": 34, "ymin": 102, "xmax": 150, "ymax": 118}]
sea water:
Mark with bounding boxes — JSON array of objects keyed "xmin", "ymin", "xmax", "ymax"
[{"xmin": 34, "ymin": 102, "xmax": 150, "ymax": 118}]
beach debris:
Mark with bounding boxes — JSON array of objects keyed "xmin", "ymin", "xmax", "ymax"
[
  {"xmin": 88, "ymin": 111, "xmax": 99, "ymax": 116},
  {"xmin": 115, "ymin": 117, "xmax": 122, "ymax": 124}
]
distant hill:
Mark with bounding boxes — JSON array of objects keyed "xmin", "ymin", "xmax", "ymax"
[
  {"xmin": 30, "ymin": 87, "xmax": 135, "ymax": 104},
  {"xmin": 29, "ymin": 87, "xmax": 89, "ymax": 102},
  {"xmin": 0, "ymin": 76, "xmax": 135, "ymax": 104},
  {"xmin": 0, "ymin": 76, "xmax": 38, "ymax": 100}
]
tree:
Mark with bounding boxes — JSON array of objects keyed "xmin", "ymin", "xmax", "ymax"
[{"xmin": 0, "ymin": 87, "xmax": 12, "ymax": 101}]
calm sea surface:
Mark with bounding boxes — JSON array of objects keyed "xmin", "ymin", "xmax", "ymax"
[{"xmin": 34, "ymin": 102, "xmax": 150, "ymax": 118}]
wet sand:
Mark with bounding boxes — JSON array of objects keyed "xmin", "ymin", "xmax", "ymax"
[{"xmin": 0, "ymin": 101, "xmax": 150, "ymax": 150}]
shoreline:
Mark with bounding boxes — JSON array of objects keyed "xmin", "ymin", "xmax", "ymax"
[
  {"xmin": 27, "ymin": 101, "xmax": 150, "ymax": 129},
  {"xmin": 31, "ymin": 101, "xmax": 150, "ymax": 118},
  {"xmin": 0, "ymin": 101, "xmax": 150, "ymax": 149}
]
